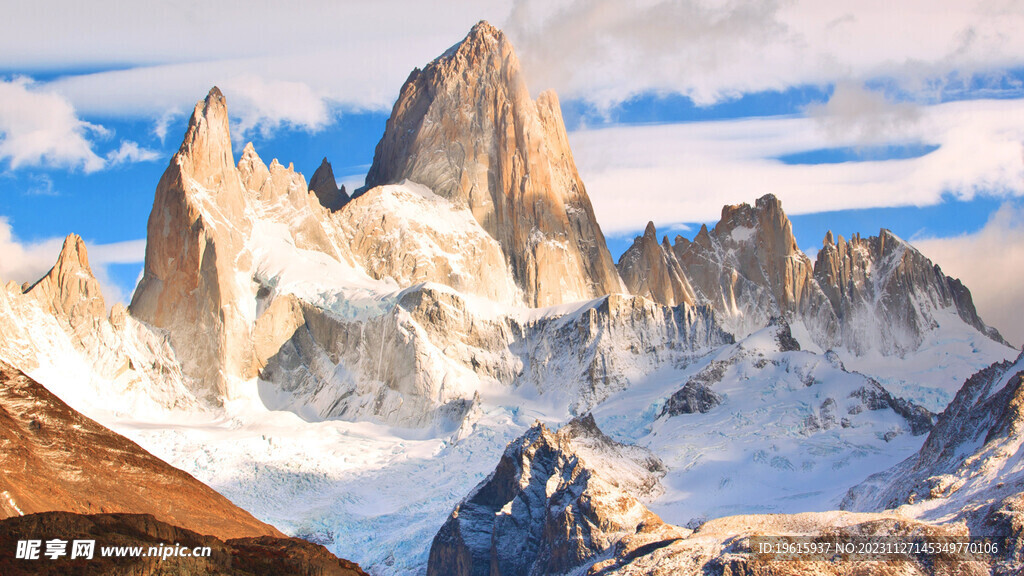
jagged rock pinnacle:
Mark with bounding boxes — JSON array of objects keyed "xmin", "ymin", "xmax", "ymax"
[
  {"xmin": 309, "ymin": 157, "xmax": 349, "ymax": 211},
  {"xmin": 363, "ymin": 21, "xmax": 623, "ymax": 306},
  {"xmin": 617, "ymin": 222, "xmax": 696, "ymax": 307},
  {"xmin": 24, "ymin": 234, "xmax": 106, "ymax": 329},
  {"xmin": 130, "ymin": 87, "xmax": 255, "ymax": 402}
]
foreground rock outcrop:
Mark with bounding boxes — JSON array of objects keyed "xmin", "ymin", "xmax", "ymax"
[
  {"xmin": 427, "ymin": 415, "xmax": 670, "ymax": 576},
  {"xmin": 0, "ymin": 362, "xmax": 277, "ymax": 540},
  {"xmin": 364, "ymin": 21, "xmax": 624, "ymax": 307},
  {"xmin": 0, "ymin": 512, "xmax": 367, "ymax": 576},
  {"xmin": 428, "ymin": 413, "xmax": 1001, "ymax": 576}
]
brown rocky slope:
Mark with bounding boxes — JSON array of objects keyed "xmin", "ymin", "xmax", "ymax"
[{"xmin": 0, "ymin": 361, "xmax": 278, "ymax": 539}]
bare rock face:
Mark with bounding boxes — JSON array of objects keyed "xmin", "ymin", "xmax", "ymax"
[
  {"xmin": 617, "ymin": 222, "xmax": 695, "ymax": 308},
  {"xmin": 129, "ymin": 87, "xmax": 257, "ymax": 401},
  {"xmin": 671, "ymin": 194, "xmax": 839, "ymax": 344},
  {"xmin": 0, "ymin": 237, "xmax": 196, "ymax": 412},
  {"xmin": 426, "ymin": 415, "xmax": 670, "ymax": 576},
  {"xmin": 814, "ymin": 228, "xmax": 1008, "ymax": 355},
  {"xmin": 23, "ymin": 234, "xmax": 106, "ymax": 333},
  {"xmin": 364, "ymin": 21, "xmax": 623, "ymax": 307},
  {"xmin": 642, "ymin": 194, "xmax": 1006, "ymax": 358},
  {"xmin": 129, "ymin": 89, "xmax": 355, "ymax": 403},
  {"xmin": 0, "ymin": 362, "xmax": 280, "ymax": 539},
  {"xmin": 309, "ymin": 157, "xmax": 350, "ymax": 211}
]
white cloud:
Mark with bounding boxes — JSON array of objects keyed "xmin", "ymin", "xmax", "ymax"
[
  {"xmin": 0, "ymin": 217, "xmax": 64, "ymax": 287},
  {"xmin": 806, "ymin": 82, "xmax": 923, "ymax": 145},
  {"xmin": 506, "ymin": 0, "xmax": 1024, "ymax": 107},
  {"xmin": 222, "ymin": 76, "xmax": 332, "ymax": 142},
  {"xmin": 570, "ymin": 98, "xmax": 1024, "ymax": 234},
  {"xmin": 106, "ymin": 140, "xmax": 160, "ymax": 166},
  {"xmin": 153, "ymin": 109, "xmax": 183, "ymax": 143},
  {"xmin": 0, "ymin": 78, "xmax": 173, "ymax": 173},
  {"xmin": 86, "ymin": 238, "xmax": 147, "ymax": 307},
  {"xmin": 0, "ymin": 217, "xmax": 146, "ymax": 307},
  {"xmin": 87, "ymin": 239, "xmax": 147, "ymax": 266},
  {"xmin": 31, "ymin": 1, "xmax": 513, "ymax": 125},
  {"xmin": 914, "ymin": 203, "xmax": 1024, "ymax": 348},
  {"xmin": 0, "ymin": 77, "xmax": 106, "ymax": 172},
  {"xmin": 10, "ymin": 1, "xmax": 1023, "ymax": 146}
]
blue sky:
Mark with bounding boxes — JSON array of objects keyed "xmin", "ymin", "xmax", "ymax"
[{"xmin": 2, "ymin": 1, "xmax": 1024, "ymax": 344}]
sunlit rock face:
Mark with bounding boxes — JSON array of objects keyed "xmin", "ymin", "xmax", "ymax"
[{"xmin": 364, "ymin": 21, "xmax": 624, "ymax": 307}]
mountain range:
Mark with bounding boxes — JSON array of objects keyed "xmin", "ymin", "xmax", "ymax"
[{"xmin": 1, "ymin": 20, "xmax": 1022, "ymax": 576}]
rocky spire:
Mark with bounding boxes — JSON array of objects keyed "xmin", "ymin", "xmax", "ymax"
[
  {"xmin": 671, "ymin": 194, "xmax": 839, "ymax": 343},
  {"xmin": 308, "ymin": 157, "xmax": 349, "ymax": 211},
  {"xmin": 617, "ymin": 222, "xmax": 695, "ymax": 307},
  {"xmin": 24, "ymin": 234, "xmax": 106, "ymax": 330},
  {"xmin": 364, "ymin": 21, "xmax": 624, "ymax": 307},
  {"xmin": 813, "ymin": 227, "xmax": 1007, "ymax": 353},
  {"xmin": 130, "ymin": 87, "xmax": 256, "ymax": 402}
]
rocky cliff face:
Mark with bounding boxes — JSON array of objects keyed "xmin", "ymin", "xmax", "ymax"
[
  {"xmin": 664, "ymin": 195, "xmax": 838, "ymax": 344},
  {"xmin": 815, "ymin": 228, "xmax": 1007, "ymax": 354},
  {"xmin": 426, "ymin": 415, "xmax": 671, "ymax": 576},
  {"xmin": 364, "ymin": 21, "xmax": 623, "ymax": 307},
  {"xmin": 843, "ymin": 352, "xmax": 1024, "ymax": 516},
  {"xmin": 260, "ymin": 285, "xmax": 730, "ymax": 427},
  {"xmin": 622, "ymin": 194, "xmax": 1008, "ymax": 359},
  {"xmin": 129, "ymin": 87, "xmax": 258, "ymax": 402},
  {"xmin": 23, "ymin": 234, "xmax": 106, "ymax": 335},
  {"xmin": 0, "ymin": 238, "xmax": 197, "ymax": 415},
  {"xmin": 129, "ymin": 88, "xmax": 355, "ymax": 403},
  {"xmin": 0, "ymin": 362, "xmax": 279, "ymax": 539},
  {"xmin": 617, "ymin": 222, "xmax": 695, "ymax": 308}
]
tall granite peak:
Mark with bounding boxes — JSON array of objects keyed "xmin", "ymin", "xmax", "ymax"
[
  {"xmin": 364, "ymin": 21, "xmax": 623, "ymax": 306},
  {"xmin": 24, "ymin": 234, "xmax": 106, "ymax": 329},
  {"xmin": 309, "ymin": 157, "xmax": 349, "ymax": 210},
  {"xmin": 175, "ymin": 86, "xmax": 236, "ymax": 189},
  {"xmin": 130, "ymin": 87, "xmax": 256, "ymax": 402}
]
